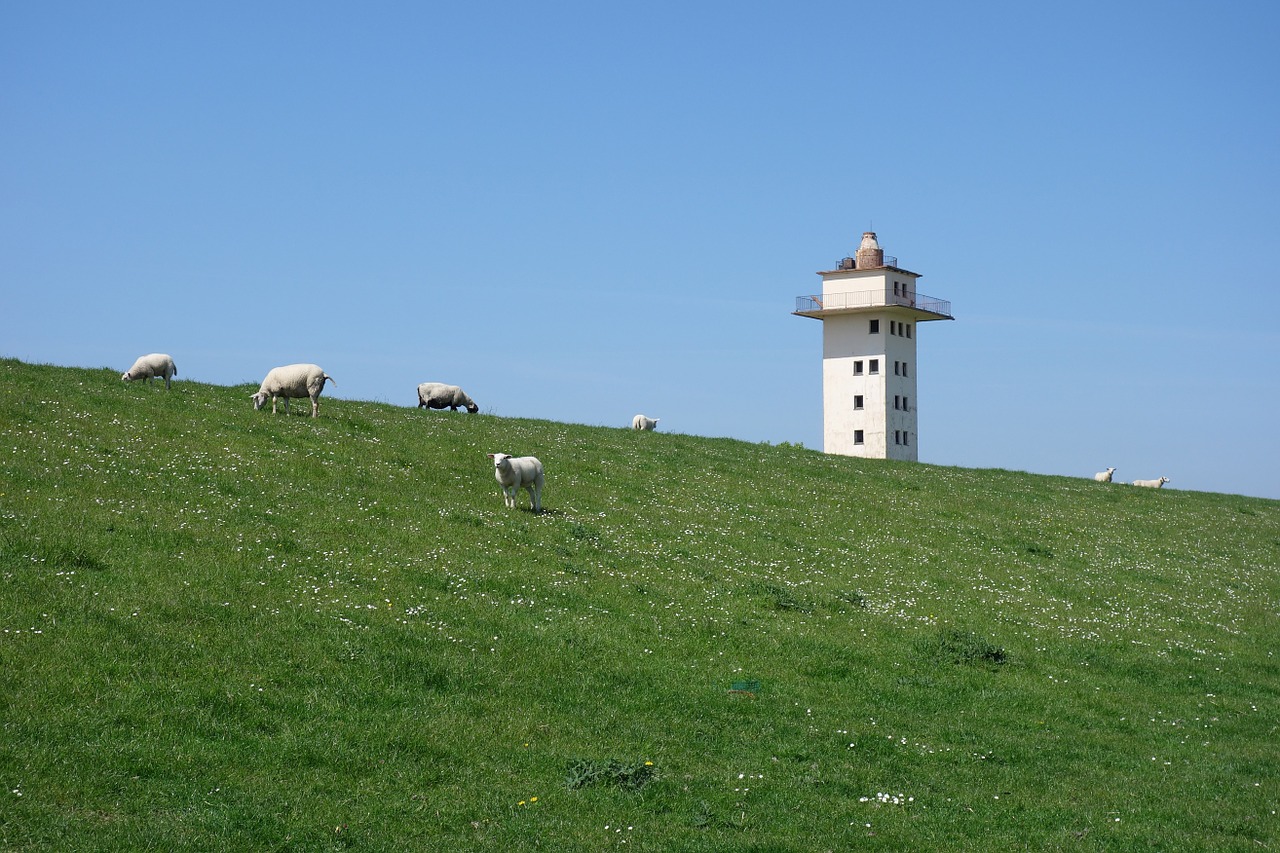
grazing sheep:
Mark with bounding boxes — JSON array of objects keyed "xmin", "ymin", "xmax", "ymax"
[
  {"xmin": 1094, "ymin": 467, "xmax": 1116, "ymax": 482},
  {"xmin": 417, "ymin": 382, "xmax": 479, "ymax": 413},
  {"xmin": 122, "ymin": 353, "xmax": 177, "ymax": 389},
  {"xmin": 487, "ymin": 452, "xmax": 544, "ymax": 512},
  {"xmin": 251, "ymin": 364, "xmax": 335, "ymax": 417},
  {"xmin": 632, "ymin": 414, "xmax": 660, "ymax": 431},
  {"xmin": 1132, "ymin": 477, "xmax": 1170, "ymax": 489}
]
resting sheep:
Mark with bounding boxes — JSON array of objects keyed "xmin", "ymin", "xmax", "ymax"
[
  {"xmin": 251, "ymin": 364, "xmax": 335, "ymax": 417},
  {"xmin": 632, "ymin": 414, "xmax": 660, "ymax": 431},
  {"xmin": 487, "ymin": 452, "xmax": 544, "ymax": 512},
  {"xmin": 417, "ymin": 382, "xmax": 479, "ymax": 413},
  {"xmin": 1132, "ymin": 477, "xmax": 1170, "ymax": 489},
  {"xmin": 122, "ymin": 353, "xmax": 177, "ymax": 389},
  {"xmin": 1094, "ymin": 467, "xmax": 1116, "ymax": 482}
]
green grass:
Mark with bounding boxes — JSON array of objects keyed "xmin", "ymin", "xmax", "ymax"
[{"xmin": 1, "ymin": 357, "xmax": 1277, "ymax": 851}]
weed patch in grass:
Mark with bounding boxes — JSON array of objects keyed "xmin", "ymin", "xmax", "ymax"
[{"xmin": 915, "ymin": 627, "xmax": 1009, "ymax": 666}]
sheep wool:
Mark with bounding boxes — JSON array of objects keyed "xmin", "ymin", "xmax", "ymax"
[
  {"xmin": 1094, "ymin": 467, "xmax": 1116, "ymax": 482},
  {"xmin": 417, "ymin": 382, "xmax": 479, "ymax": 413},
  {"xmin": 251, "ymin": 364, "xmax": 335, "ymax": 417},
  {"xmin": 1132, "ymin": 477, "xmax": 1170, "ymax": 489},
  {"xmin": 487, "ymin": 453, "xmax": 544, "ymax": 512},
  {"xmin": 632, "ymin": 414, "xmax": 660, "ymax": 431},
  {"xmin": 122, "ymin": 353, "xmax": 177, "ymax": 389}
]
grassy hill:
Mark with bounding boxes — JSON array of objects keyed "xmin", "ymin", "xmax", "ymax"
[{"xmin": 1, "ymin": 357, "xmax": 1277, "ymax": 851}]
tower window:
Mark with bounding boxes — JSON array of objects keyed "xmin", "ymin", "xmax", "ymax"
[
  {"xmin": 854, "ymin": 395, "xmax": 864, "ymax": 410},
  {"xmin": 905, "ymin": 324, "xmax": 912, "ymax": 338},
  {"xmin": 894, "ymin": 430, "xmax": 901, "ymax": 445},
  {"xmin": 869, "ymin": 319, "xmax": 879, "ymax": 334},
  {"xmin": 902, "ymin": 362, "xmax": 909, "ymax": 377},
  {"xmin": 854, "ymin": 430, "xmax": 864, "ymax": 445},
  {"xmin": 894, "ymin": 361, "xmax": 900, "ymax": 376},
  {"xmin": 903, "ymin": 396, "xmax": 909, "ymax": 411},
  {"xmin": 903, "ymin": 432, "xmax": 910, "ymax": 446},
  {"xmin": 869, "ymin": 359, "xmax": 879, "ymax": 374},
  {"xmin": 894, "ymin": 395, "xmax": 900, "ymax": 410},
  {"xmin": 853, "ymin": 360, "xmax": 864, "ymax": 376}
]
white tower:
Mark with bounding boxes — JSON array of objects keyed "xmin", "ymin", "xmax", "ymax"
[{"xmin": 794, "ymin": 232, "xmax": 952, "ymax": 460}]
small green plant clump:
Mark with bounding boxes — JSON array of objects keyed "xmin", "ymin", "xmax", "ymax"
[
  {"xmin": 917, "ymin": 627, "xmax": 1009, "ymax": 666},
  {"xmin": 565, "ymin": 758, "xmax": 657, "ymax": 792}
]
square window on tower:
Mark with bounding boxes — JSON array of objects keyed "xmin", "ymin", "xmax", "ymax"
[
  {"xmin": 869, "ymin": 359, "xmax": 879, "ymax": 374},
  {"xmin": 853, "ymin": 360, "xmax": 864, "ymax": 376},
  {"xmin": 854, "ymin": 395, "xmax": 864, "ymax": 410},
  {"xmin": 869, "ymin": 319, "xmax": 879, "ymax": 334},
  {"xmin": 854, "ymin": 430, "xmax": 864, "ymax": 445}
]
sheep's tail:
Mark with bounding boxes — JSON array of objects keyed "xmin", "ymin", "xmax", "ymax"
[{"xmin": 324, "ymin": 374, "xmax": 335, "ymax": 386}]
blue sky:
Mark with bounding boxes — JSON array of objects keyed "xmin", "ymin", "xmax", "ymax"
[{"xmin": 4, "ymin": 2, "xmax": 1278, "ymax": 499}]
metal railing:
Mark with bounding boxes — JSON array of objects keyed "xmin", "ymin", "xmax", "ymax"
[{"xmin": 794, "ymin": 290, "xmax": 952, "ymax": 318}]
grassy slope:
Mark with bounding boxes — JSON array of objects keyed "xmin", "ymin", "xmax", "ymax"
[{"xmin": 0, "ymin": 358, "xmax": 1277, "ymax": 851}]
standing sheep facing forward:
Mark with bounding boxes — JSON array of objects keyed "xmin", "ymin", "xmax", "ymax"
[
  {"xmin": 487, "ymin": 453, "xmax": 544, "ymax": 512},
  {"xmin": 122, "ymin": 353, "xmax": 177, "ymax": 389},
  {"xmin": 251, "ymin": 364, "xmax": 335, "ymax": 417},
  {"xmin": 418, "ymin": 382, "xmax": 479, "ymax": 413},
  {"xmin": 1094, "ymin": 467, "xmax": 1116, "ymax": 482},
  {"xmin": 1132, "ymin": 477, "xmax": 1170, "ymax": 488},
  {"xmin": 632, "ymin": 414, "xmax": 660, "ymax": 431}
]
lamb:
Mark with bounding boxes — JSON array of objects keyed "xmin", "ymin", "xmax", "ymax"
[
  {"xmin": 632, "ymin": 414, "xmax": 660, "ymax": 431},
  {"xmin": 417, "ymin": 382, "xmax": 479, "ymax": 413},
  {"xmin": 251, "ymin": 364, "xmax": 335, "ymax": 417},
  {"xmin": 1132, "ymin": 477, "xmax": 1170, "ymax": 489},
  {"xmin": 121, "ymin": 353, "xmax": 177, "ymax": 389},
  {"xmin": 1094, "ymin": 467, "xmax": 1116, "ymax": 482},
  {"xmin": 487, "ymin": 452, "xmax": 544, "ymax": 512}
]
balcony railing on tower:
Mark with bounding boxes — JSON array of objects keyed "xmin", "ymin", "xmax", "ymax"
[{"xmin": 793, "ymin": 290, "xmax": 953, "ymax": 320}]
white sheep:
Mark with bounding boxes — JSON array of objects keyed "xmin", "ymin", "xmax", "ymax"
[
  {"xmin": 487, "ymin": 452, "xmax": 544, "ymax": 512},
  {"xmin": 632, "ymin": 414, "xmax": 660, "ymax": 431},
  {"xmin": 121, "ymin": 353, "xmax": 177, "ymax": 389},
  {"xmin": 251, "ymin": 364, "xmax": 335, "ymax": 417},
  {"xmin": 1132, "ymin": 477, "xmax": 1170, "ymax": 489},
  {"xmin": 1094, "ymin": 467, "xmax": 1116, "ymax": 482},
  {"xmin": 417, "ymin": 382, "xmax": 478, "ymax": 413}
]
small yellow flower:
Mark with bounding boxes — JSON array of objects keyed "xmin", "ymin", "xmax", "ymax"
[
  {"xmin": 645, "ymin": 761, "xmax": 653, "ymax": 766},
  {"xmin": 530, "ymin": 797, "xmax": 538, "ymax": 803}
]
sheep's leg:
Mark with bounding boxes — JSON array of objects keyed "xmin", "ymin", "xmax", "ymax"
[{"xmin": 311, "ymin": 395, "xmax": 319, "ymax": 417}]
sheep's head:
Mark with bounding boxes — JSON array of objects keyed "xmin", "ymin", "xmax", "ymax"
[
  {"xmin": 487, "ymin": 453, "xmax": 512, "ymax": 471},
  {"xmin": 121, "ymin": 371, "xmax": 133, "ymax": 382},
  {"xmin": 465, "ymin": 402, "xmax": 479, "ymax": 413},
  {"xmin": 251, "ymin": 391, "xmax": 269, "ymax": 410}
]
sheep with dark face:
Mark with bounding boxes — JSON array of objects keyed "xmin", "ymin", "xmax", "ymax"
[
  {"xmin": 251, "ymin": 364, "xmax": 335, "ymax": 417},
  {"xmin": 487, "ymin": 452, "xmax": 544, "ymax": 512},
  {"xmin": 122, "ymin": 353, "xmax": 177, "ymax": 389},
  {"xmin": 417, "ymin": 382, "xmax": 478, "ymax": 413}
]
